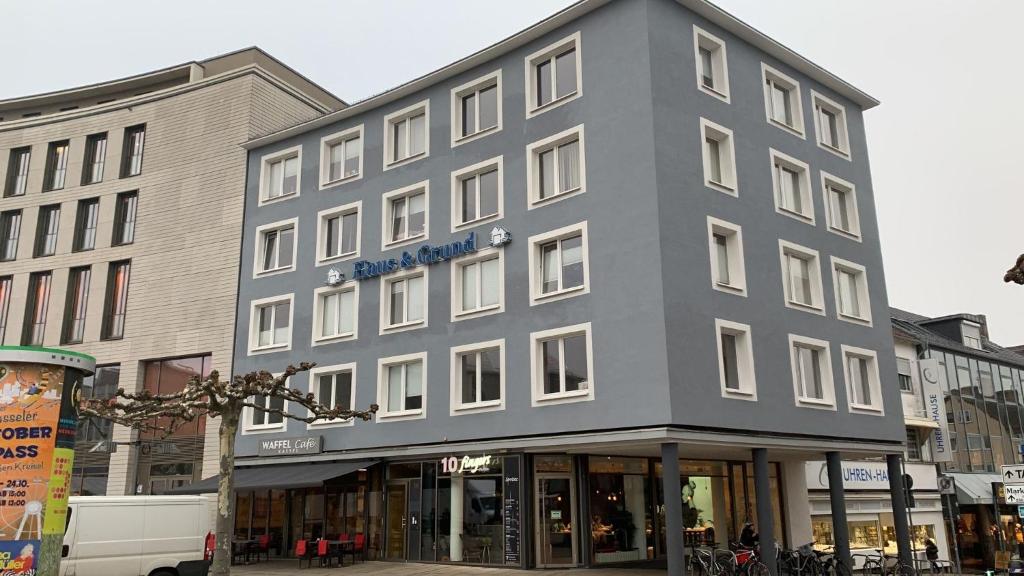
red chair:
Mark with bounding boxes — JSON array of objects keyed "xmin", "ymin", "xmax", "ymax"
[
  {"xmin": 255, "ymin": 534, "xmax": 270, "ymax": 562},
  {"xmin": 317, "ymin": 539, "xmax": 333, "ymax": 568},
  {"xmin": 295, "ymin": 539, "xmax": 315, "ymax": 569},
  {"xmin": 352, "ymin": 533, "xmax": 366, "ymax": 564}
]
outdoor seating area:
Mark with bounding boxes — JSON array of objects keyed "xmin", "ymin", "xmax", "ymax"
[{"xmin": 295, "ymin": 534, "xmax": 367, "ymax": 569}]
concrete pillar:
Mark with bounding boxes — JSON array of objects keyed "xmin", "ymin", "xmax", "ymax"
[
  {"xmin": 886, "ymin": 454, "xmax": 913, "ymax": 565},
  {"xmin": 781, "ymin": 461, "xmax": 812, "ymax": 547},
  {"xmin": 450, "ymin": 475, "xmax": 464, "ymax": 562},
  {"xmin": 752, "ymin": 448, "xmax": 777, "ymax": 576},
  {"xmin": 662, "ymin": 443, "xmax": 685, "ymax": 576},
  {"xmin": 826, "ymin": 452, "xmax": 851, "ymax": 568}
]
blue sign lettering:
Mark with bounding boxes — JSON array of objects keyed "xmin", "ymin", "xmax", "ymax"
[{"xmin": 353, "ymin": 232, "xmax": 477, "ymax": 281}]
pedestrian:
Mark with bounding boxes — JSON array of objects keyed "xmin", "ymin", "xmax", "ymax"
[
  {"xmin": 924, "ymin": 538, "xmax": 939, "ymax": 574},
  {"xmin": 740, "ymin": 521, "xmax": 759, "ymax": 548}
]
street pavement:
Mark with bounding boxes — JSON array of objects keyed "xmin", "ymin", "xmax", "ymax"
[{"xmin": 232, "ymin": 559, "xmax": 661, "ymax": 574}]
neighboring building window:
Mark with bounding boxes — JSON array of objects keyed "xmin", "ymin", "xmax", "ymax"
[
  {"xmin": 762, "ymin": 63, "xmax": 804, "ymax": 136},
  {"xmin": 0, "ymin": 276, "xmax": 11, "ymax": 344},
  {"xmin": 34, "ymin": 204, "xmax": 61, "ymax": 257},
  {"xmin": 313, "ymin": 283, "xmax": 358, "ymax": 344},
  {"xmin": 0, "ymin": 210, "xmax": 21, "ymax": 261},
  {"xmin": 82, "ymin": 132, "xmax": 108, "ymax": 185},
  {"xmin": 254, "ymin": 219, "xmax": 297, "ymax": 276},
  {"xmin": 906, "ymin": 428, "xmax": 921, "ymax": 461},
  {"xmin": 452, "ymin": 248, "xmax": 503, "ymax": 320},
  {"xmin": 962, "ymin": 322, "xmax": 983, "ymax": 350},
  {"xmin": 832, "ymin": 257, "xmax": 872, "ymax": 325},
  {"xmin": 316, "ymin": 201, "xmax": 360, "ymax": 264},
  {"xmin": 789, "ymin": 334, "xmax": 835, "ymax": 408},
  {"xmin": 770, "ymin": 149, "xmax": 813, "ymax": 223},
  {"xmin": 72, "ymin": 198, "xmax": 100, "ymax": 252},
  {"xmin": 382, "ymin": 182, "xmax": 427, "ymax": 248},
  {"xmin": 319, "ymin": 126, "xmax": 363, "ymax": 187},
  {"xmin": 383, "ymin": 100, "xmax": 429, "ymax": 168},
  {"xmin": 111, "ymin": 191, "xmax": 138, "ymax": 246},
  {"xmin": 812, "ymin": 90, "xmax": 850, "ymax": 158},
  {"xmin": 452, "ymin": 158, "xmax": 502, "ymax": 230},
  {"xmin": 120, "ymin": 124, "xmax": 146, "ymax": 177},
  {"xmin": 779, "ymin": 240, "xmax": 824, "ymax": 314},
  {"xmin": 693, "ymin": 26, "xmax": 730, "ymax": 102},
  {"xmin": 897, "ymin": 358, "xmax": 914, "ymax": 393},
  {"xmin": 529, "ymin": 222, "xmax": 589, "ymax": 305},
  {"xmin": 22, "ymin": 271, "xmax": 52, "ymax": 346},
  {"xmin": 452, "ymin": 71, "xmax": 502, "ymax": 145},
  {"xmin": 843, "ymin": 346, "xmax": 883, "ymax": 413},
  {"xmin": 309, "ymin": 364, "xmax": 356, "ymax": 426},
  {"xmin": 4, "ymin": 147, "xmax": 30, "ymax": 197},
  {"xmin": 43, "ymin": 140, "xmax": 70, "ymax": 191},
  {"xmin": 821, "ymin": 172, "xmax": 860, "ymax": 240},
  {"xmin": 451, "ymin": 340, "xmax": 504, "ymax": 414},
  {"xmin": 249, "ymin": 295, "xmax": 293, "ymax": 353},
  {"xmin": 700, "ymin": 119, "xmax": 737, "ymax": 194},
  {"xmin": 101, "ymin": 260, "xmax": 131, "ymax": 340},
  {"xmin": 249, "ymin": 394, "xmax": 285, "ymax": 429},
  {"xmin": 716, "ymin": 319, "xmax": 756, "ymax": 399},
  {"xmin": 259, "ymin": 146, "xmax": 301, "ymax": 204},
  {"xmin": 377, "ymin": 353, "xmax": 426, "ymax": 420},
  {"xmin": 707, "ymin": 217, "xmax": 746, "ymax": 296},
  {"xmin": 527, "ymin": 125, "xmax": 585, "ymax": 206},
  {"xmin": 381, "ymin": 269, "xmax": 426, "ymax": 333},
  {"xmin": 531, "ymin": 322, "xmax": 593, "ymax": 406},
  {"xmin": 62, "ymin": 266, "xmax": 91, "ymax": 344},
  {"xmin": 526, "ymin": 32, "xmax": 581, "ymax": 116}
]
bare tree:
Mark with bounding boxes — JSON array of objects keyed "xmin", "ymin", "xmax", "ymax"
[
  {"xmin": 79, "ymin": 362, "xmax": 376, "ymax": 576},
  {"xmin": 1006, "ymin": 254, "xmax": 1024, "ymax": 285}
]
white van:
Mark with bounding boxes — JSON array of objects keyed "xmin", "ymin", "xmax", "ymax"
[{"xmin": 61, "ymin": 495, "xmax": 214, "ymax": 576}]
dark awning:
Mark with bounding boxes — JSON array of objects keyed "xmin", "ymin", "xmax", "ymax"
[{"xmin": 171, "ymin": 459, "xmax": 376, "ymax": 494}]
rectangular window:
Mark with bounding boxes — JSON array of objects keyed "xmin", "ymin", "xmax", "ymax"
[
  {"xmin": 43, "ymin": 140, "xmax": 70, "ymax": 191},
  {"xmin": 790, "ymin": 335, "xmax": 835, "ymax": 407},
  {"xmin": 383, "ymin": 183, "xmax": 427, "ymax": 247},
  {"xmin": 716, "ymin": 319, "xmax": 756, "ymax": 398},
  {"xmin": 255, "ymin": 220, "xmax": 296, "ymax": 276},
  {"xmin": 962, "ymin": 323, "xmax": 983, "ymax": 350},
  {"xmin": 317, "ymin": 202, "xmax": 360, "ymax": 263},
  {"xmin": 452, "ymin": 158, "xmax": 502, "ymax": 229},
  {"xmin": 72, "ymin": 198, "xmax": 100, "ymax": 252},
  {"xmin": 694, "ymin": 26, "xmax": 730, "ymax": 101},
  {"xmin": 906, "ymin": 428, "xmax": 921, "ymax": 461},
  {"xmin": 0, "ymin": 210, "xmax": 21, "ymax": 261},
  {"xmin": 111, "ymin": 191, "xmax": 138, "ymax": 246},
  {"xmin": 452, "ymin": 71, "xmax": 502, "ymax": 145},
  {"xmin": 832, "ymin": 257, "xmax": 872, "ymax": 325},
  {"xmin": 771, "ymin": 150, "xmax": 813, "ymax": 222},
  {"xmin": 843, "ymin": 346, "xmax": 882, "ymax": 413},
  {"xmin": 453, "ymin": 250, "xmax": 502, "ymax": 319},
  {"xmin": 700, "ymin": 119, "xmax": 737, "ymax": 193},
  {"xmin": 382, "ymin": 272, "xmax": 425, "ymax": 331},
  {"xmin": 249, "ymin": 394, "xmax": 285, "ymax": 428},
  {"xmin": 707, "ymin": 217, "xmax": 746, "ymax": 295},
  {"xmin": 528, "ymin": 127, "xmax": 584, "ymax": 205},
  {"xmin": 120, "ymin": 124, "xmax": 146, "ymax": 177},
  {"xmin": 762, "ymin": 64, "xmax": 804, "ymax": 135},
  {"xmin": 320, "ymin": 126, "xmax": 363, "ymax": 186},
  {"xmin": 452, "ymin": 341, "xmax": 503, "ymax": 413},
  {"xmin": 0, "ymin": 276, "xmax": 12, "ymax": 344},
  {"xmin": 530, "ymin": 222, "xmax": 589, "ymax": 305},
  {"xmin": 378, "ymin": 354, "xmax": 426, "ymax": 418},
  {"xmin": 4, "ymin": 147, "xmax": 30, "ymax": 197},
  {"xmin": 897, "ymin": 358, "xmax": 914, "ymax": 393},
  {"xmin": 260, "ymin": 147, "xmax": 301, "ymax": 203},
  {"xmin": 62, "ymin": 266, "xmax": 91, "ymax": 344},
  {"xmin": 82, "ymin": 132, "xmax": 108, "ymax": 185},
  {"xmin": 384, "ymin": 101, "xmax": 429, "ymax": 167},
  {"xmin": 22, "ymin": 271, "xmax": 52, "ymax": 346},
  {"xmin": 821, "ymin": 173, "xmax": 860, "ymax": 239},
  {"xmin": 34, "ymin": 204, "xmax": 61, "ymax": 257},
  {"xmin": 531, "ymin": 323, "xmax": 593, "ymax": 405},
  {"xmin": 250, "ymin": 296, "xmax": 292, "ymax": 352},
  {"xmin": 526, "ymin": 33, "xmax": 581, "ymax": 116},
  {"xmin": 101, "ymin": 260, "xmax": 131, "ymax": 340},
  {"xmin": 812, "ymin": 91, "xmax": 850, "ymax": 157},
  {"xmin": 314, "ymin": 284, "xmax": 357, "ymax": 343},
  {"xmin": 310, "ymin": 366, "xmax": 355, "ymax": 426},
  {"xmin": 780, "ymin": 240, "xmax": 824, "ymax": 314}
]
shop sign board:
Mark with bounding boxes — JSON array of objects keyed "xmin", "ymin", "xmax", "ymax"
[
  {"xmin": 806, "ymin": 461, "xmax": 938, "ymax": 491},
  {"xmin": 919, "ymin": 358, "xmax": 953, "ymax": 463},
  {"xmin": 1002, "ymin": 465, "xmax": 1024, "ymax": 485},
  {"xmin": 1002, "ymin": 485, "xmax": 1024, "ymax": 504},
  {"xmin": 503, "ymin": 457, "xmax": 521, "ymax": 566},
  {"xmin": 439, "ymin": 454, "xmax": 497, "ymax": 475},
  {"xmin": 257, "ymin": 435, "xmax": 323, "ymax": 457},
  {"xmin": 351, "ymin": 227, "xmax": 512, "ymax": 282}
]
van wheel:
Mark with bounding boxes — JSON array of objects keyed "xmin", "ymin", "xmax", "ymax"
[{"xmin": 149, "ymin": 570, "xmax": 176, "ymax": 576}]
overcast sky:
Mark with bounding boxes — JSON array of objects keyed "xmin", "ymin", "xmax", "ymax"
[{"xmin": 3, "ymin": 1, "xmax": 1022, "ymax": 344}]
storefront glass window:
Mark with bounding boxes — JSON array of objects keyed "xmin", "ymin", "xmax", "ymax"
[
  {"xmin": 437, "ymin": 455, "xmax": 504, "ymax": 564},
  {"xmin": 304, "ymin": 488, "xmax": 325, "ymax": 540},
  {"xmin": 235, "ymin": 492, "xmax": 252, "ymax": 539},
  {"xmin": 589, "ymin": 456, "xmax": 652, "ymax": 563},
  {"xmin": 881, "ymin": 516, "xmax": 935, "ymax": 554}
]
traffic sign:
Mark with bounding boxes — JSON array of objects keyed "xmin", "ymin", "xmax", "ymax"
[
  {"xmin": 1004, "ymin": 485, "xmax": 1024, "ymax": 504},
  {"xmin": 1002, "ymin": 465, "xmax": 1024, "ymax": 485},
  {"xmin": 938, "ymin": 475, "xmax": 956, "ymax": 495}
]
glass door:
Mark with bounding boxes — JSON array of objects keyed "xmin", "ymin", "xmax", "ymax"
[
  {"xmin": 536, "ymin": 475, "xmax": 576, "ymax": 566},
  {"xmin": 386, "ymin": 483, "xmax": 408, "ymax": 560}
]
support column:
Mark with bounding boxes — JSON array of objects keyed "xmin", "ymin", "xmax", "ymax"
[
  {"xmin": 825, "ymin": 452, "xmax": 851, "ymax": 568},
  {"xmin": 886, "ymin": 454, "xmax": 913, "ymax": 565},
  {"xmin": 450, "ymin": 475, "xmax": 464, "ymax": 562},
  {"xmin": 752, "ymin": 448, "xmax": 777, "ymax": 576},
  {"xmin": 662, "ymin": 443, "xmax": 685, "ymax": 576}
]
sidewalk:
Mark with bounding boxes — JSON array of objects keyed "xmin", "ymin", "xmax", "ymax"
[{"xmin": 232, "ymin": 559, "xmax": 661, "ymax": 574}]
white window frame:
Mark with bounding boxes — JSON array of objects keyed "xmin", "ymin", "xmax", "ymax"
[
  {"xmin": 788, "ymin": 333, "xmax": 836, "ymax": 410},
  {"xmin": 247, "ymin": 294, "xmax": 294, "ymax": 355},
  {"xmin": 778, "ymin": 240, "xmax": 825, "ymax": 315},
  {"xmin": 700, "ymin": 118, "xmax": 737, "ymax": 195},
  {"xmin": 242, "ymin": 377, "xmax": 289, "ymax": 434},
  {"xmin": 451, "ymin": 70, "xmax": 503, "ymax": 147},
  {"xmin": 383, "ymin": 99, "xmax": 430, "ymax": 170},
  {"xmin": 831, "ymin": 256, "xmax": 872, "ymax": 326},
  {"xmin": 820, "ymin": 171, "xmax": 861, "ymax": 241},
  {"xmin": 315, "ymin": 200, "xmax": 362, "ymax": 266},
  {"xmin": 769, "ymin": 149, "xmax": 814, "ymax": 224},
  {"xmin": 811, "ymin": 90, "xmax": 851, "ymax": 159},
  {"xmin": 530, "ymin": 322, "xmax": 594, "ymax": 407},
  {"xmin": 319, "ymin": 125, "xmax": 364, "ymax": 188},
  {"xmin": 450, "ymin": 339, "xmax": 506, "ymax": 415},
  {"xmin": 258, "ymin": 145, "xmax": 302, "ymax": 206},
  {"xmin": 451, "ymin": 246, "xmax": 505, "ymax": 322},
  {"xmin": 841, "ymin": 345, "xmax": 883, "ymax": 415},
  {"xmin": 528, "ymin": 221, "xmax": 590, "ymax": 306},
  {"xmin": 761, "ymin": 63, "xmax": 805, "ymax": 138},
  {"xmin": 311, "ymin": 282, "xmax": 360, "ymax": 345},
  {"xmin": 381, "ymin": 181, "xmax": 429, "ymax": 250},
  {"xmin": 693, "ymin": 25, "xmax": 730, "ymax": 103},
  {"xmin": 706, "ymin": 217, "xmax": 746, "ymax": 296},
  {"xmin": 307, "ymin": 362, "xmax": 358, "ymax": 428},
  {"xmin": 379, "ymin": 266, "xmax": 428, "ymax": 335},
  {"xmin": 715, "ymin": 319, "xmax": 756, "ymax": 400},
  {"xmin": 525, "ymin": 31, "xmax": 583, "ymax": 118},
  {"xmin": 526, "ymin": 124, "xmax": 586, "ymax": 209},
  {"xmin": 451, "ymin": 156, "xmax": 504, "ymax": 232},
  {"xmin": 376, "ymin": 352, "xmax": 427, "ymax": 421},
  {"xmin": 253, "ymin": 218, "xmax": 298, "ymax": 278}
]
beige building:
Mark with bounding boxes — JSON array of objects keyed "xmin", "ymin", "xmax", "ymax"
[{"xmin": 0, "ymin": 48, "xmax": 343, "ymax": 495}]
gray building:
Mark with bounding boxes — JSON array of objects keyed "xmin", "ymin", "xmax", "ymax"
[{"xmin": 219, "ymin": 0, "xmax": 907, "ymax": 569}]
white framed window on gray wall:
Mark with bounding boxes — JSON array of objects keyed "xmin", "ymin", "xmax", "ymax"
[
  {"xmin": 259, "ymin": 146, "xmax": 301, "ymax": 205},
  {"xmin": 380, "ymin": 268, "xmax": 427, "ymax": 334},
  {"xmin": 762, "ymin": 63, "xmax": 804, "ymax": 137},
  {"xmin": 377, "ymin": 352, "xmax": 427, "ymax": 421},
  {"xmin": 527, "ymin": 125, "xmax": 585, "ymax": 207},
  {"xmin": 779, "ymin": 240, "xmax": 825, "ymax": 315},
  {"xmin": 789, "ymin": 334, "xmax": 836, "ymax": 409},
  {"xmin": 831, "ymin": 256, "xmax": 872, "ymax": 326},
  {"xmin": 715, "ymin": 319, "xmax": 756, "ymax": 400},
  {"xmin": 530, "ymin": 322, "xmax": 594, "ymax": 406},
  {"xmin": 812, "ymin": 90, "xmax": 851, "ymax": 159},
  {"xmin": 451, "ymin": 157, "xmax": 503, "ymax": 231},
  {"xmin": 452, "ymin": 70, "xmax": 502, "ymax": 146},
  {"xmin": 450, "ymin": 339, "xmax": 505, "ymax": 415},
  {"xmin": 706, "ymin": 217, "xmax": 746, "ymax": 296},
  {"xmin": 319, "ymin": 125, "xmax": 363, "ymax": 188},
  {"xmin": 529, "ymin": 222, "xmax": 589, "ymax": 305},
  {"xmin": 821, "ymin": 171, "xmax": 860, "ymax": 240},
  {"xmin": 316, "ymin": 201, "xmax": 361, "ymax": 265},
  {"xmin": 451, "ymin": 247, "xmax": 504, "ymax": 321},
  {"xmin": 382, "ymin": 181, "xmax": 428, "ymax": 249},
  {"xmin": 246, "ymin": 392, "xmax": 286, "ymax": 432},
  {"xmin": 384, "ymin": 100, "xmax": 429, "ymax": 169},
  {"xmin": 308, "ymin": 363, "xmax": 356, "ymax": 427},
  {"xmin": 700, "ymin": 119, "xmax": 737, "ymax": 195},
  {"xmin": 770, "ymin": 149, "xmax": 813, "ymax": 224},
  {"xmin": 248, "ymin": 294, "xmax": 293, "ymax": 355},
  {"xmin": 693, "ymin": 25, "xmax": 730, "ymax": 102},
  {"xmin": 253, "ymin": 218, "xmax": 297, "ymax": 277},
  {"xmin": 525, "ymin": 32, "xmax": 582, "ymax": 117},
  {"xmin": 312, "ymin": 283, "xmax": 359, "ymax": 345},
  {"xmin": 842, "ymin": 345, "xmax": 883, "ymax": 414}
]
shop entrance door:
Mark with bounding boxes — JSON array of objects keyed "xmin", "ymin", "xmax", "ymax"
[
  {"xmin": 536, "ymin": 475, "xmax": 576, "ymax": 567},
  {"xmin": 385, "ymin": 483, "xmax": 409, "ymax": 560}
]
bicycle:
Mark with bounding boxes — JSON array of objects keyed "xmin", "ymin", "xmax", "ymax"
[
  {"xmin": 814, "ymin": 546, "xmax": 853, "ymax": 576},
  {"xmin": 730, "ymin": 541, "xmax": 770, "ymax": 576},
  {"xmin": 858, "ymin": 549, "xmax": 914, "ymax": 576},
  {"xmin": 689, "ymin": 545, "xmax": 737, "ymax": 576}
]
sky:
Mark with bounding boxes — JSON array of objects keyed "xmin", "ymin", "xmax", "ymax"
[{"xmin": 3, "ymin": 0, "xmax": 1022, "ymax": 344}]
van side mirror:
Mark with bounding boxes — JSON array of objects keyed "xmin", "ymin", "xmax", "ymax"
[{"xmin": 62, "ymin": 544, "xmax": 70, "ymax": 558}]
